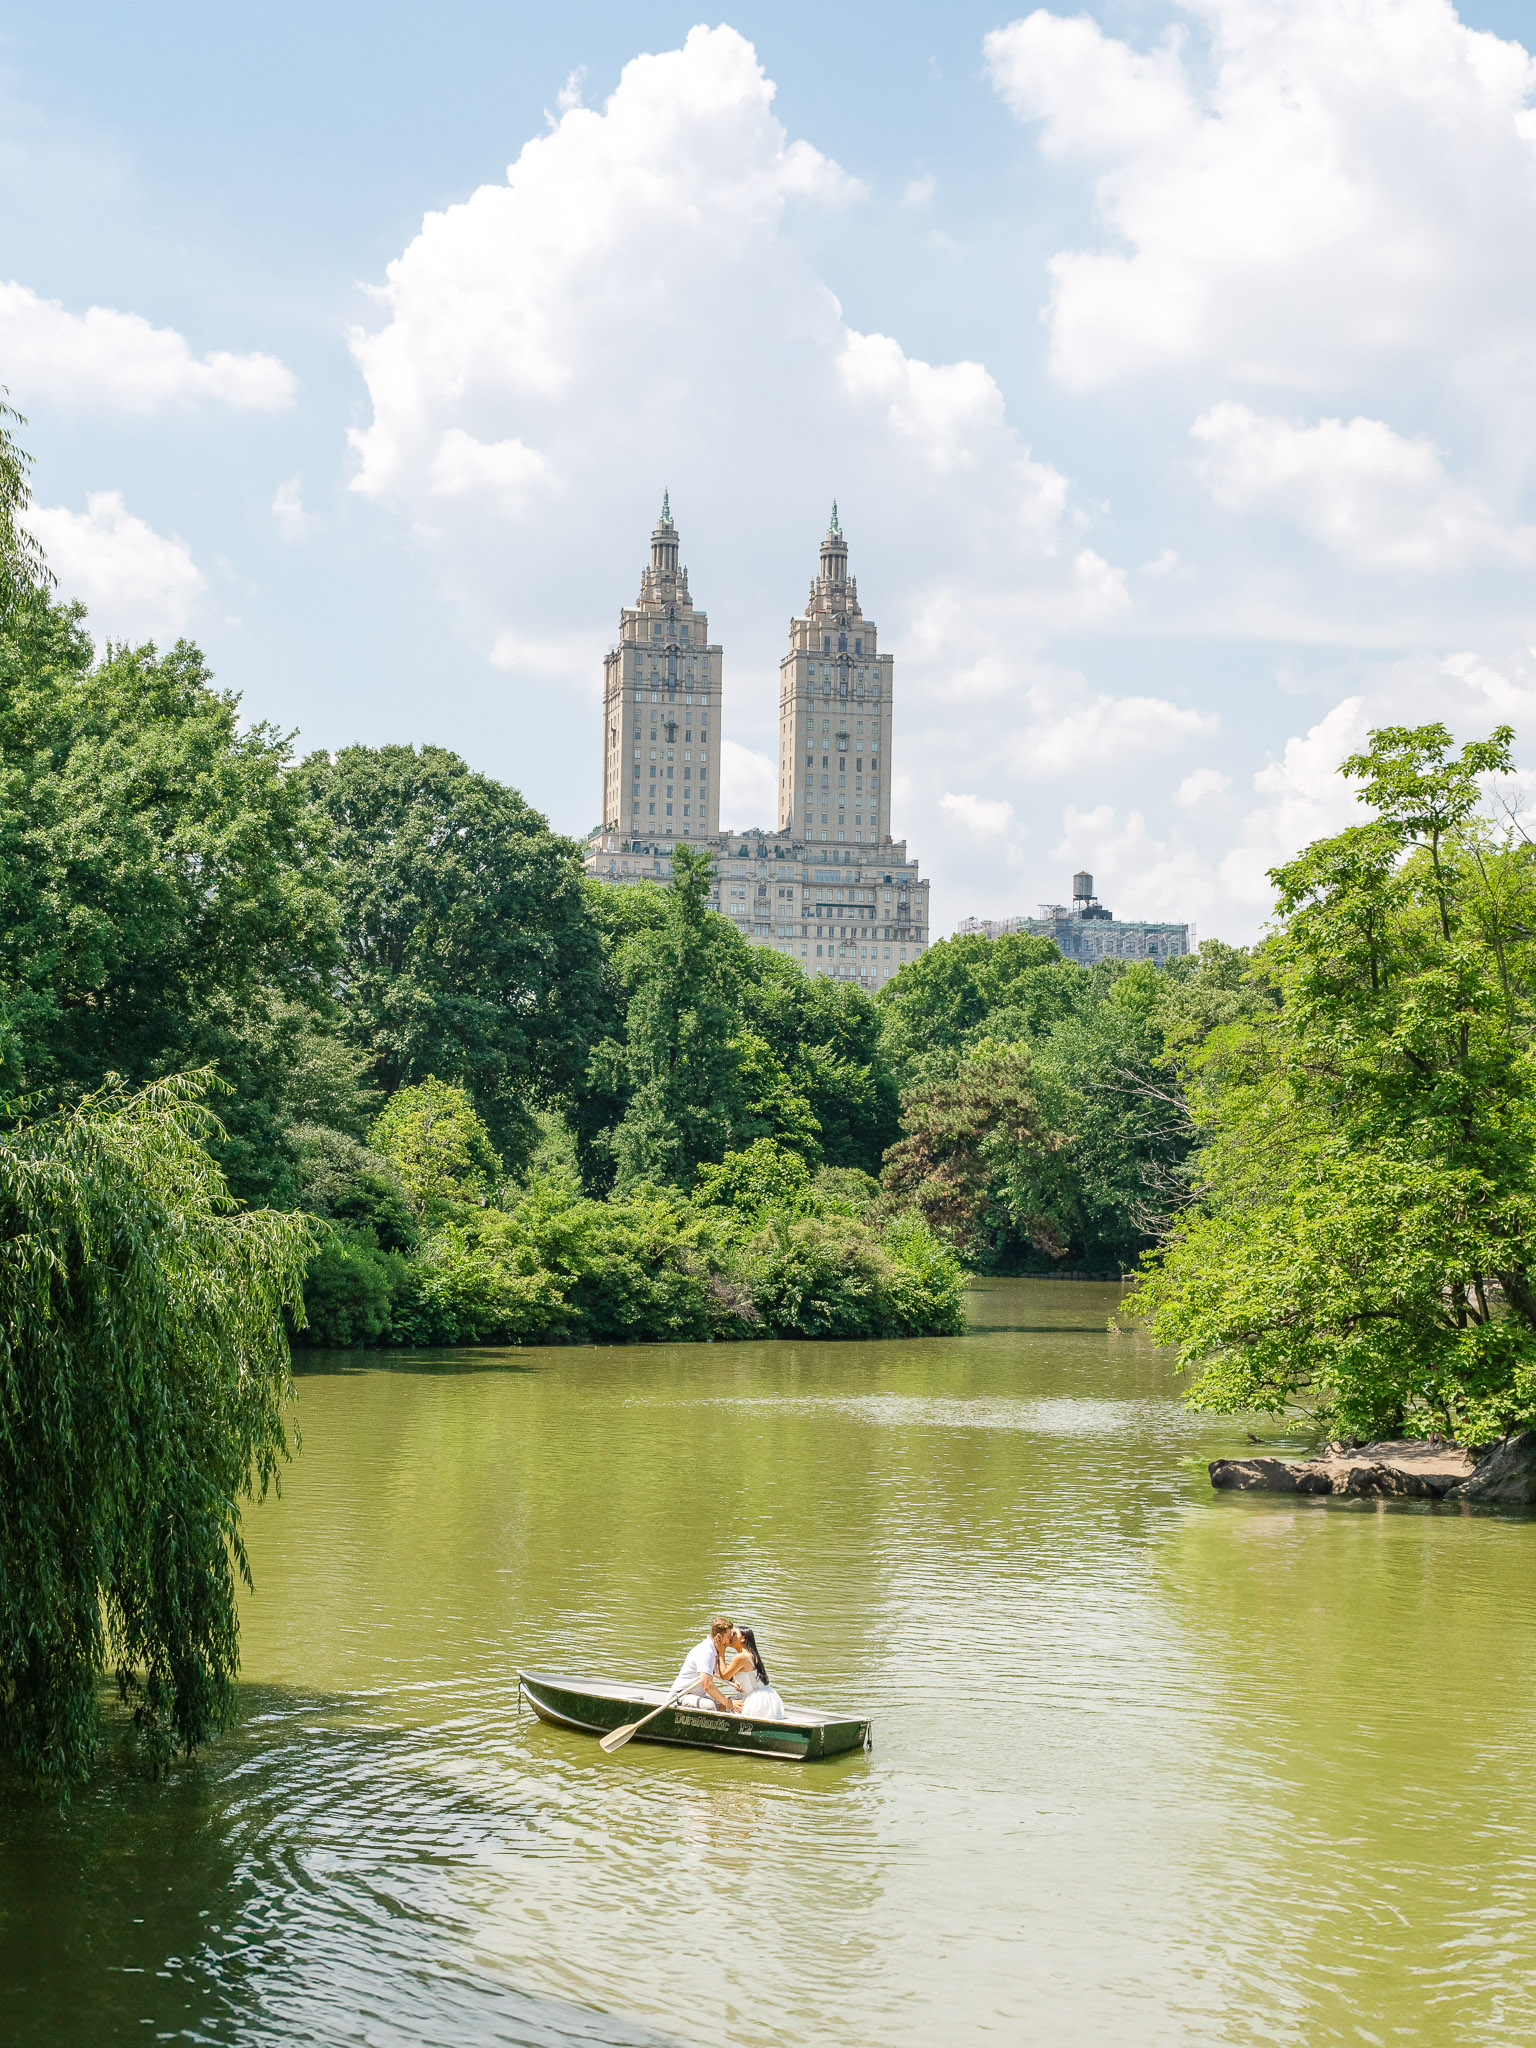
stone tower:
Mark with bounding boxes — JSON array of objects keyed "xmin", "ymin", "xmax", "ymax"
[
  {"xmin": 776, "ymin": 506, "xmax": 893, "ymax": 847},
  {"xmin": 601, "ymin": 494, "xmax": 722, "ymax": 840}
]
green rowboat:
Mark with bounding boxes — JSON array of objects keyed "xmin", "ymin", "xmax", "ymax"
[{"xmin": 517, "ymin": 1668, "xmax": 871, "ymax": 1762}]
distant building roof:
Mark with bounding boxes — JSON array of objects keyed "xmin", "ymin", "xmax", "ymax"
[{"xmin": 957, "ymin": 871, "xmax": 1192, "ymax": 961}]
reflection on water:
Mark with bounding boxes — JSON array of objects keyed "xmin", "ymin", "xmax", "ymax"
[{"xmin": 4, "ymin": 1279, "xmax": 1536, "ymax": 2046}]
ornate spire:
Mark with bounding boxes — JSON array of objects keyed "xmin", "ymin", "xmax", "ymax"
[
  {"xmin": 660, "ymin": 488, "xmax": 672, "ymax": 527},
  {"xmin": 818, "ymin": 502, "xmax": 850, "ymax": 590}
]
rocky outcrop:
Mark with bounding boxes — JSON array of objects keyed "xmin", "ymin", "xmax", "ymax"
[
  {"xmin": 1210, "ymin": 1438, "xmax": 1474, "ymax": 1499},
  {"xmin": 1208, "ymin": 1456, "xmax": 1335, "ymax": 1494},
  {"xmin": 1445, "ymin": 1430, "xmax": 1536, "ymax": 1506}
]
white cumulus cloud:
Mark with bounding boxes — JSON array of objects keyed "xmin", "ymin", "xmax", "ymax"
[
  {"xmin": 28, "ymin": 491, "xmax": 205, "ymax": 642},
  {"xmin": 986, "ymin": 0, "xmax": 1536, "ymax": 394},
  {"xmin": 430, "ymin": 428, "xmax": 552, "ymax": 512},
  {"xmin": 347, "ymin": 23, "xmax": 1122, "ymax": 684},
  {"xmin": 1009, "ymin": 683, "xmax": 1216, "ymax": 775},
  {"xmin": 721, "ymin": 739, "xmax": 777, "ymax": 828},
  {"xmin": 0, "ymin": 281, "xmax": 295, "ymax": 412},
  {"xmin": 1194, "ymin": 403, "xmax": 1536, "ymax": 568},
  {"xmin": 1175, "ymin": 767, "xmax": 1232, "ymax": 810},
  {"xmin": 941, "ymin": 791, "xmax": 1018, "ymax": 837},
  {"xmin": 272, "ymin": 475, "xmax": 318, "ymax": 543},
  {"xmin": 1218, "ymin": 698, "xmax": 1373, "ymax": 908}
]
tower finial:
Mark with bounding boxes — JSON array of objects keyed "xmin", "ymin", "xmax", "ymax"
[
  {"xmin": 829, "ymin": 499, "xmax": 841, "ymax": 537},
  {"xmin": 661, "ymin": 488, "xmax": 672, "ymax": 526}
]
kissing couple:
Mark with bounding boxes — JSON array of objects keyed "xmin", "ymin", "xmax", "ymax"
[{"xmin": 673, "ymin": 1616, "xmax": 786, "ymax": 1720}]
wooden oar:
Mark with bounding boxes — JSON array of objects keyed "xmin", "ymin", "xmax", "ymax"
[{"xmin": 600, "ymin": 1675, "xmax": 720, "ymax": 1755}]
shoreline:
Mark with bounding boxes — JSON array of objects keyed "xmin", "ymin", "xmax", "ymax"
[{"xmin": 1210, "ymin": 1431, "xmax": 1536, "ymax": 1506}]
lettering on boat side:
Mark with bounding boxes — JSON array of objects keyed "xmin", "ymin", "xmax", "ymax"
[{"xmin": 672, "ymin": 1712, "xmax": 802, "ymax": 1739}]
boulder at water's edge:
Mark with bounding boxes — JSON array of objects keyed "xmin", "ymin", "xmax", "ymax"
[
  {"xmin": 1210, "ymin": 1438, "xmax": 1474, "ymax": 1498},
  {"xmin": 1445, "ymin": 1430, "xmax": 1536, "ymax": 1506}
]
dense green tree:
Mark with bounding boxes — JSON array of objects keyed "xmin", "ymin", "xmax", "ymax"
[
  {"xmin": 574, "ymin": 869, "xmax": 895, "ymax": 1190},
  {"xmin": 0, "ymin": 1075, "xmax": 313, "ymax": 1787},
  {"xmin": 371, "ymin": 1075, "xmax": 504, "ymax": 1214},
  {"xmin": 692, "ymin": 1137, "xmax": 817, "ymax": 1220},
  {"xmin": 877, "ymin": 930, "xmax": 1078, "ymax": 1080},
  {"xmin": 0, "ymin": 396, "xmax": 50, "ymax": 617},
  {"xmin": 595, "ymin": 846, "xmax": 755, "ymax": 1191},
  {"xmin": 287, "ymin": 1125, "xmax": 416, "ymax": 1346},
  {"xmin": 742, "ymin": 952, "xmax": 900, "ymax": 1172},
  {"xmin": 882, "ymin": 1044, "xmax": 1082, "ymax": 1266},
  {"xmin": 0, "ymin": 613, "xmax": 338, "ymax": 1168},
  {"xmin": 564, "ymin": 877, "xmax": 670, "ymax": 1190},
  {"xmin": 286, "ymin": 1125, "xmax": 415, "ymax": 1250},
  {"xmin": 297, "ymin": 745, "xmax": 602, "ymax": 1168},
  {"xmin": 0, "ymin": 420, "xmax": 360, "ymax": 1204},
  {"xmin": 880, "ymin": 944, "xmax": 1265, "ymax": 1272},
  {"xmin": 1031, "ymin": 964, "xmax": 1198, "ymax": 1269},
  {"xmin": 1141, "ymin": 723, "xmax": 1536, "ymax": 1439}
]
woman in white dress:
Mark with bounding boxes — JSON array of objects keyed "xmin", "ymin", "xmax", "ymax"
[{"xmin": 719, "ymin": 1626, "xmax": 786, "ymax": 1720}]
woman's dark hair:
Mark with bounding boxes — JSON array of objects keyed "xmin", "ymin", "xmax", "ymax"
[{"xmin": 739, "ymin": 1627, "xmax": 769, "ymax": 1687}]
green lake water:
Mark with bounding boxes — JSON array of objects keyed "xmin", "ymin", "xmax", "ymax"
[{"xmin": 5, "ymin": 1278, "xmax": 1536, "ymax": 2046}]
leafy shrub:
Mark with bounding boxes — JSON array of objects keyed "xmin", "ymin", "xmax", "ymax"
[
  {"xmin": 287, "ymin": 1124, "xmax": 416, "ymax": 1250},
  {"xmin": 289, "ymin": 1150, "xmax": 967, "ymax": 1351},
  {"xmin": 372, "ymin": 1077, "xmax": 503, "ymax": 1213},
  {"xmin": 299, "ymin": 1229, "xmax": 402, "ymax": 1346},
  {"xmin": 692, "ymin": 1137, "xmax": 815, "ymax": 1222},
  {"xmin": 878, "ymin": 1211, "xmax": 969, "ymax": 1335},
  {"xmin": 735, "ymin": 1214, "xmax": 891, "ymax": 1338},
  {"xmin": 387, "ymin": 1223, "xmax": 568, "ymax": 1346}
]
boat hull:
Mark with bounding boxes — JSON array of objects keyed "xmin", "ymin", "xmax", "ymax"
[{"xmin": 517, "ymin": 1668, "xmax": 870, "ymax": 1762}]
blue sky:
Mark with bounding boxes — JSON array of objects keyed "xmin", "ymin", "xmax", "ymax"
[{"xmin": 5, "ymin": 0, "xmax": 1536, "ymax": 939}]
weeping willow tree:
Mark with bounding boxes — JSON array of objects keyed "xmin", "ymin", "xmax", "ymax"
[{"xmin": 0, "ymin": 1074, "xmax": 315, "ymax": 1786}]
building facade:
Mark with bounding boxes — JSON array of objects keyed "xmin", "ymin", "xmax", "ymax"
[
  {"xmin": 585, "ymin": 503, "xmax": 930, "ymax": 990},
  {"xmin": 957, "ymin": 871, "xmax": 1191, "ymax": 962},
  {"xmin": 601, "ymin": 492, "xmax": 722, "ymax": 840},
  {"xmin": 777, "ymin": 506, "xmax": 892, "ymax": 847}
]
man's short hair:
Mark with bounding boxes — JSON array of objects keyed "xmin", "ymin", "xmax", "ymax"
[{"xmin": 709, "ymin": 1615, "xmax": 733, "ymax": 1637}]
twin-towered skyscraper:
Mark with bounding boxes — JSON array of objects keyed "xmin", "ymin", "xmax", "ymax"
[
  {"xmin": 600, "ymin": 495, "xmax": 894, "ymax": 849},
  {"xmin": 587, "ymin": 498, "xmax": 930, "ymax": 990}
]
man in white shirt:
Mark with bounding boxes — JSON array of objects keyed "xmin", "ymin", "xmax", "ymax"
[{"xmin": 672, "ymin": 1616, "xmax": 737, "ymax": 1711}]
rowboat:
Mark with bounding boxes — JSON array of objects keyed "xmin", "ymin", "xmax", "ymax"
[{"xmin": 517, "ymin": 1668, "xmax": 872, "ymax": 1762}]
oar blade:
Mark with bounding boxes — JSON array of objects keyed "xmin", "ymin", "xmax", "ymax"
[{"xmin": 599, "ymin": 1721, "xmax": 639, "ymax": 1755}]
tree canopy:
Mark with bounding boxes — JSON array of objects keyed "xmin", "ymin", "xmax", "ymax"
[
  {"xmin": 1, "ymin": 623, "xmax": 338, "ymax": 1102},
  {"xmin": 297, "ymin": 744, "xmax": 602, "ymax": 1169},
  {"xmin": 0, "ymin": 393, "xmax": 50, "ymax": 617},
  {"xmin": 877, "ymin": 929, "xmax": 1077, "ymax": 1081},
  {"xmin": 372, "ymin": 1075, "xmax": 504, "ymax": 1214},
  {"xmin": 1140, "ymin": 723, "xmax": 1536, "ymax": 1439},
  {"xmin": 596, "ymin": 844, "xmax": 756, "ymax": 1191}
]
